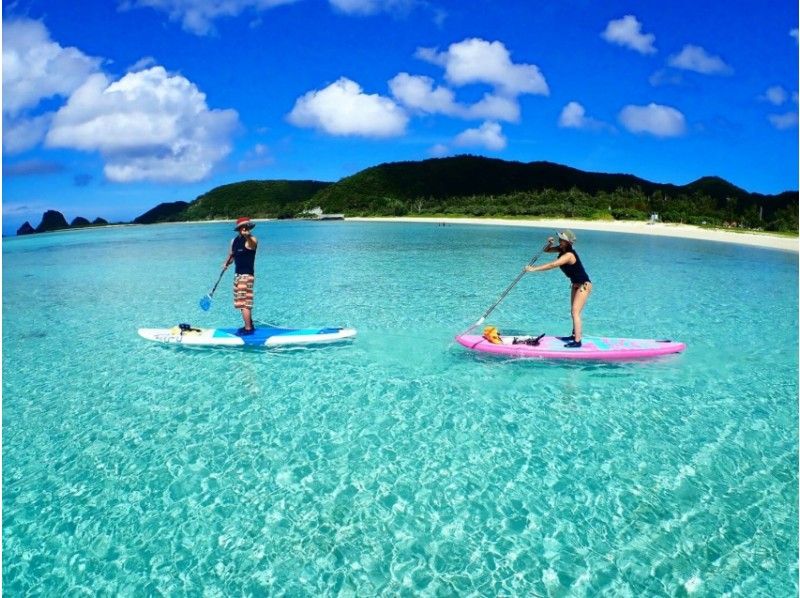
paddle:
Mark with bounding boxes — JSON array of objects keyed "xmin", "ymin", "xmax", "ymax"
[
  {"xmin": 461, "ymin": 240, "xmax": 550, "ymax": 335},
  {"xmin": 199, "ymin": 266, "xmax": 228, "ymax": 311}
]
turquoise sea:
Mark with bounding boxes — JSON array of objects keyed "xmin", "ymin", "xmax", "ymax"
[{"xmin": 3, "ymin": 221, "xmax": 798, "ymax": 596}]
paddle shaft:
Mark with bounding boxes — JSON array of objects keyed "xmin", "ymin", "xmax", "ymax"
[
  {"xmin": 208, "ymin": 266, "xmax": 228, "ymax": 298},
  {"xmin": 462, "ymin": 245, "xmax": 548, "ymax": 335}
]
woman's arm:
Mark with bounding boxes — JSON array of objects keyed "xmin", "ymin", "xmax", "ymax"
[{"xmin": 525, "ymin": 252, "xmax": 575, "ymax": 273}]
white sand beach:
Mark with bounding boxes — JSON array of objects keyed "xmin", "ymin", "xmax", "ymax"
[
  {"xmin": 107, "ymin": 216, "xmax": 796, "ymax": 252},
  {"xmin": 347, "ymin": 216, "xmax": 799, "ymax": 252}
]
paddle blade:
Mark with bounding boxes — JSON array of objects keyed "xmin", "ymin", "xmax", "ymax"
[{"xmin": 199, "ymin": 295, "xmax": 211, "ymax": 311}]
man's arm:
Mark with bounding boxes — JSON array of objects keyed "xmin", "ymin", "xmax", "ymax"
[{"xmin": 222, "ymin": 241, "xmax": 234, "ymax": 269}]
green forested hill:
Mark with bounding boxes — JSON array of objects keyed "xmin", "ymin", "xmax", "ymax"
[
  {"xmin": 132, "ymin": 156, "xmax": 798, "ymax": 232},
  {"xmin": 133, "ymin": 201, "xmax": 190, "ymax": 224},
  {"xmin": 181, "ymin": 180, "xmax": 332, "ymax": 220},
  {"xmin": 311, "ymin": 155, "xmax": 664, "ymax": 213},
  {"xmin": 308, "ymin": 156, "xmax": 797, "ymax": 231}
]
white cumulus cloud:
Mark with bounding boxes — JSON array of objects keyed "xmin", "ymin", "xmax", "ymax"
[
  {"xmin": 2, "ymin": 18, "xmax": 102, "ymax": 155},
  {"xmin": 601, "ymin": 15, "xmax": 656, "ymax": 54},
  {"xmin": 3, "ymin": 19, "xmax": 100, "ymax": 116},
  {"xmin": 466, "ymin": 93, "xmax": 520, "ymax": 122},
  {"xmin": 389, "ymin": 73, "xmax": 459, "ymax": 115},
  {"xmin": 388, "ymin": 73, "xmax": 520, "ymax": 121},
  {"xmin": 668, "ymin": 45, "xmax": 732, "ymax": 75},
  {"xmin": 453, "ymin": 121, "xmax": 506, "ymax": 150},
  {"xmin": 45, "ymin": 66, "xmax": 239, "ymax": 182},
  {"xmin": 618, "ymin": 103, "xmax": 686, "ymax": 137},
  {"xmin": 3, "ymin": 113, "xmax": 52, "ymax": 154},
  {"xmin": 288, "ymin": 77, "xmax": 408, "ymax": 137},
  {"xmin": 2, "ymin": 18, "xmax": 102, "ymax": 117},
  {"xmin": 414, "ymin": 46, "xmax": 445, "ymax": 66},
  {"xmin": 416, "ymin": 38, "xmax": 549, "ymax": 96},
  {"xmin": 558, "ymin": 101, "xmax": 607, "ymax": 130},
  {"xmin": 558, "ymin": 102, "xmax": 588, "ymax": 128},
  {"xmin": 791, "ymin": 28, "xmax": 798, "ymax": 43}
]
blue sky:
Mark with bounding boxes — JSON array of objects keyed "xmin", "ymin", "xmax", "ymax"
[{"xmin": 2, "ymin": 0, "xmax": 798, "ymax": 234}]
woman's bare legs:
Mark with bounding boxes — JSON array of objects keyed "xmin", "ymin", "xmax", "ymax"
[
  {"xmin": 568, "ymin": 284, "xmax": 578, "ymax": 337},
  {"xmin": 570, "ymin": 282, "xmax": 592, "ymax": 342}
]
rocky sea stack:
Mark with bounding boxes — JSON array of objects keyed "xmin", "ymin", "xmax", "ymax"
[
  {"xmin": 16, "ymin": 222, "xmax": 35, "ymax": 235},
  {"xmin": 70, "ymin": 216, "xmax": 91, "ymax": 228},
  {"xmin": 16, "ymin": 211, "xmax": 112, "ymax": 236},
  {"xmin": 35, "ymin": 210, "xmax": 69, "ymax": 233}
]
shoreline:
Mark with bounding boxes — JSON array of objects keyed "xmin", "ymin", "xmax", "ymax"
[
  {"xmin": 347, "ymin": 216, "xmax": 799, "ymax": 252},
  {"xmin": 7, "ymin": 217, "xmax": 797, "ymax": 252}
]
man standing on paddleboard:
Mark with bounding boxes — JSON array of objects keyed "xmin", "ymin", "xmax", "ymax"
[
  {"xmin": 222, "ymin": 217, "xmax": 258, "ymax": 335},
  {"xmin": 525, "ymin": 230, "xmax": 592, "ymax": 348}
]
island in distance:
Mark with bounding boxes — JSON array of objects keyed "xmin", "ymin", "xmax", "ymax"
[
  {"xmin": 17, "ymin": 210, "xmax": 108, "ymax": 235},
  {"xmin": 15, "ymin": 156, "xmax": 800, "ymax": 235}
]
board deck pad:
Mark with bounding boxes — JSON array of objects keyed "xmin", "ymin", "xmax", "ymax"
[
  {"xmin": 456, "ymin": 334, "xmax": 686, "ymax": 361},
  {"xmin": 139, "ymin": 325, "xmax": 356, "ymax": 347}
]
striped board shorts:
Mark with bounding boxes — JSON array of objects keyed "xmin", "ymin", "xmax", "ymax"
[{"xmin": 233, "ymin": 274, "xmax": 254, "ymax": 309}]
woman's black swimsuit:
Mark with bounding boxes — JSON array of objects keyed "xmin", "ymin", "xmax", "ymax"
[{"xmin": 558, "ymin": 248, "xmax": 590, "ymax": 285}]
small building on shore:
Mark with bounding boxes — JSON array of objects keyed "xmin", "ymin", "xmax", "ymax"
[{"xmin": 308, "ymin": 207, "xmax": 345, "ymax": 221}]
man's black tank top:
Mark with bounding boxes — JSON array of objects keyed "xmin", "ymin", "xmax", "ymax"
[
  {"xmin": 232, "ymin": 236, "xmax": 256, "ymax": 275},
  {"xmin": 558, "ymin": 248, "xmax": 590, "ymax": 284}
]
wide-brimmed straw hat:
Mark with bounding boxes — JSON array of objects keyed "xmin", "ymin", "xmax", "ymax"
[{"xmin": 557, "ymin": 230, "xmax": 576, "ymax": 243}]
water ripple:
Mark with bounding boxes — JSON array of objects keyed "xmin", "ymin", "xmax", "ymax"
[{"xmin": 3, "ymin": 222, "xmax": 797, "ymax": 595}]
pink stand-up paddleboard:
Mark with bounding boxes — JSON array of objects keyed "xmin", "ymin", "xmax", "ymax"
[{"xmin": 455, "ymin": 334, "xmax": 686, "ymax": 361}]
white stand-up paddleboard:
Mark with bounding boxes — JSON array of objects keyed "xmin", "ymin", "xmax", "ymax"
[{"xmin": 138, "ymin": 324, "xmax": 356, "ymax": 347}]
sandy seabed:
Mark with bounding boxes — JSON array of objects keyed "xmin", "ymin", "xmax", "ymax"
[{"xmin": 346, "ymin": 216, "xmax": 799, "ymax": 252}]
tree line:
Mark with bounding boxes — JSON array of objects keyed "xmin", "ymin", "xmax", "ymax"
[{"xmin": 334, "ymin": 186, "xmax": 798, "ymax": 232}]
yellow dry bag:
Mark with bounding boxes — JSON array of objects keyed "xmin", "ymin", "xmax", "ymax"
[{"xmin": 482, "ymin": 326, "xmax": 502, "ymax": 344}]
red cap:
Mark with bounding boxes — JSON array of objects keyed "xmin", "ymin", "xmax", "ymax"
[{"xmin": 234, "ymin": 217, "xmax": 255, "ymax": 230}]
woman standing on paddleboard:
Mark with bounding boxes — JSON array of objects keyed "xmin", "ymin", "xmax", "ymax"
[{"xmin": 525, "ymin": 230, "xmax": 591, "ymax": 348}]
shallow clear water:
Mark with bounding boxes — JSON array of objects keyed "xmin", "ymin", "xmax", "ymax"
[{"xmin": 3, "ymin": 221, "xmax": 797, "ymax": 596}]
